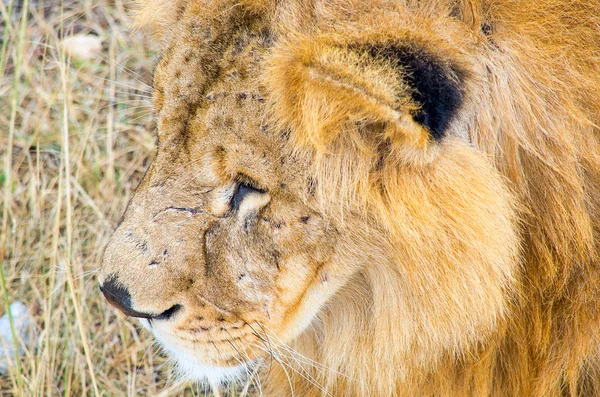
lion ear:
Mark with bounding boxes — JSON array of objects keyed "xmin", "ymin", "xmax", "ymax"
[
  {"xmin": 132, "ymin": 0, "xmax": 189, "ymax": 41},
  {"xmin": 266, "ymin": 36, "xmax": 467, "ymax": 159}
]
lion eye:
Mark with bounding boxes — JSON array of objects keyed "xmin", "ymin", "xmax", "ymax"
[{"xmin": 231, "ymin": 182, "xmax": 266, "ymax": 211}]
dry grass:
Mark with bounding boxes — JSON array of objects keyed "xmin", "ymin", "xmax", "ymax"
[{"xmin": 0, "ymin": 1, "xmax": 213, "ymax": 395}]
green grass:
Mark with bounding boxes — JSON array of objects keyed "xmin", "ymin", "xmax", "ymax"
[{"xmin": 0, "ymin": 1, "xmax": 213, "ymax": 395}]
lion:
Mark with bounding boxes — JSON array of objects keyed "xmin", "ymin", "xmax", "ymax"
[{"xmin": 99, "ymin": 0, "xmax": 600, "ymax": 395}]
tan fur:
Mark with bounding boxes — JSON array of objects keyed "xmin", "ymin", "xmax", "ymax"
[{"xmin": 100, "ymin": 0, "xmax": 600, "ymax": 395}]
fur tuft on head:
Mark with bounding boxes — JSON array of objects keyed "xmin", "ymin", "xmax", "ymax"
[
  {"xmin": 131, "ymin": 0, "xmax": 186, "ymax": 39},
  {"xmin": 133, "ymin": 0, "xmax": 276, "ymax": 41}
]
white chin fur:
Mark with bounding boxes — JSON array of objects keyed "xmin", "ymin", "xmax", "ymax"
[
  {"xmin": 170, "ymin": 348, "xmax": 248, "ymax": 385},
  {"xmin": 152, "ymin": 332, "xmax": 250, "ymax": 385}
]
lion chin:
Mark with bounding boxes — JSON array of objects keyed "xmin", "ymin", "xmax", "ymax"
[
  {"xmin": 157, "ymin": 339, "xmax": 251, "ymax": 386},
  {"xmin": 171, "ymin": 360, "xmax": 249, "ymax": 387},
  {"xmin": 137, "ymin": 318, "xmax": 250, "ymax": 385},
  {"xmin": 99, "ymin": 0, "xmax": 600, "ymax": 396}
]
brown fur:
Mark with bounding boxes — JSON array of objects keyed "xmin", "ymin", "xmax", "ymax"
[{"xmin": 100, "ymin": 0, "xmax": 600, "ymax": 395}]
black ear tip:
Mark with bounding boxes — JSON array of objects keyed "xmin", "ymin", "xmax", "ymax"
[{"xmin": 367, "ymin": 44, "xmax": 466, "ymax": 140}]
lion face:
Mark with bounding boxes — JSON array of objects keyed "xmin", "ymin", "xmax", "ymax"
[
  {"xmin": 100, "ymin": 126, "xmax": 337, "ymax": 379},
  {"xmin": 100, "ymin": 0, "xmax": 520, "ymax": 386}
]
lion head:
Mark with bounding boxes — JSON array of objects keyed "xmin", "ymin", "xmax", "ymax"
[{"xmin": 100, "ymin": 1, "xmax": 600, "ymax": 395}]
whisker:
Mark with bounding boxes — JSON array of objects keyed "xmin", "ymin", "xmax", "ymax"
[
  {"xmin": 239, "ymin": 363, "xmax": 262, "ymax": 397},
  {"xmin": 77, "ymin": 72, "xmax": 153, "ymax": 94},
  {"xmin": 270, "ymin": 344, "xmax": 332, "ymax": 396},
  {"xmin": 103, "ymin": 99, "xmax": 152, "ymax": 106},
  {"xmin": 248, "ymin": 321, "xmax": 352, "ymax": 396},
  {"xmin": 244, "ymin": 322, "xmax": 285, "ymax": 395},
  {"xmin": 254, "ymin": 321, "xmax": 321, "ymax": 380},
  {"xmin": 114, "ymin": 90, "xmax": 153, "ymax": 99},
  {"xmin": 124, "ymin": 112, "xmax": 155, "ymax": 124},
  {"xmin": 271, "ymin": 344, "xmax": 341, "ymax": 395},
  {"xmin": 257, "ymin": 323, "xmax": 352, "ymax": 380},
  {"xmin": 112, "ymin": 105, "xmax": 154, "ymax": 114},
  {"xmin": 272, "ymin": 343, "xmax": 349, "ymax": 379},
  {"xmin": 224, "ymin": 332, "xmax": 253, "ymax": 383},
  {"xmin": 251, "ymin": 343, "xmax": 296, "ymax": 397},
  {"xmin": 94, "ymin": 49, "xmax": 153, "ymax": 91},
  {"xmin": 225, "ymin": 340, "xmax": 253, "ymax": 390},
  {"xmin": 98, "ymin": 103, "xmax": 153, "ymax": 114},
  {"xmin": 208, "ymin": 341, "xmax": 227, "ymax": 397},
  {"xmin": 252, "ymin": 343, "xmax": 335, "ymax": 397},
  {"xmin": 224, "ymin": 330, "xmax": 265, "ymax": 397},
  {"xmin": 245, "ymin": 322, "xmax": 275, "ymax": 371},
  {"xmin": 140, "ymin": 338, "xmax": 155, "ymax": 363},
  {"xmin": 250, "ymin": 323, "xmax": 335, "ymax": 397}
]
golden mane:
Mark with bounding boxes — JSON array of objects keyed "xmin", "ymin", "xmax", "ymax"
[{"xmin": 99, "ymin": 1, "xmax": 600, "ymax": 395}]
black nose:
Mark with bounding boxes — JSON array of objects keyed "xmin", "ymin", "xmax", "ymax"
[
  {"xmin": 100, "ymin": 275, "xmax": 151, "ymax": 318},
  {"xmin": 99, "ymin": 275, "xmax": 182, "ymax": 320}
]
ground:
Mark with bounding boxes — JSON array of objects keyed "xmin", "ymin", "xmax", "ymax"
[{"xmin": 0, "ymin": 1, "xmax": 222, "ymax": 395}]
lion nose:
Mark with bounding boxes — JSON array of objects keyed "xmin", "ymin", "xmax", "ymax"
[{"xmin": 99, "ymin": 276, "xmax": 182, "ymax": 320}]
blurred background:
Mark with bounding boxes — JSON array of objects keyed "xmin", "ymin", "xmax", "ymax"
[{"xmin": 0, "ymin": 0, "xmax": 205, "ymax": 395}]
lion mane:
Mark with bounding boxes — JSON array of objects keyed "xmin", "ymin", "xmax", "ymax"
[{"xmin": 100, "ymin": 1, "xmax": 600, "ymax": 396}]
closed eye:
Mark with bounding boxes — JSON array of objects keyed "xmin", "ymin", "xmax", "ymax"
[{"xmin": 231, "ymin": 182, "xmax": 266, "ymax": 211}]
